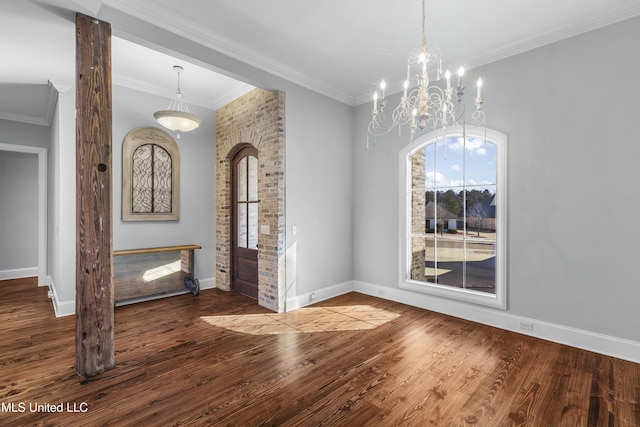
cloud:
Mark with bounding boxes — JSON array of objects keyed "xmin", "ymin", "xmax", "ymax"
[
  {"xmin": 451, "ymin": 164, "xmax": 461, "ymax": 172},
  {"xmin": 448, "ymin": 137, "xmax": 465, "ymax": 152},
  {"xmin": 448, "ymin": 137, "xmax": 488, "ymax": 156},
  {"xmin": 426, "ymin": 171, "xmax": 445, "ymax": 184}
]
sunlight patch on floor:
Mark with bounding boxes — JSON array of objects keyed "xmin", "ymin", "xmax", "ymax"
[{"xmin": 200, "ymin": 305, "xmax": 400, "ymax": 335}]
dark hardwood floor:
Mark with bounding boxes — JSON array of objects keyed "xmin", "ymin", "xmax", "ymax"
[{"xmin": 1, "ymin": 277, "xmax": 638, "ymax": 426}]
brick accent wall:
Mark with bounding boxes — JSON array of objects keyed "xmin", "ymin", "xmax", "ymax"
[
  {"xmin": 411, "ymin": 150, "xmax": 426, "ymax": 281},
  {"xmin": 215, "ymin": 88, "xmax": 286, "ymax": 312}
]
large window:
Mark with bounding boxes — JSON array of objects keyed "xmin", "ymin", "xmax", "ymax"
[{"xmin": 400, "ymin": 127, "xmax": 507, "ymax": 308}]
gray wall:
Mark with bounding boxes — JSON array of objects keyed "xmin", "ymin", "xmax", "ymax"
[
  {"xmin": 111, "ymin": 82, "xmax": 355, "ymax": 299},
  {"xmin": 0, "ymin": 119, "xmax": 49, "ymax": 276},
  {"xmin": 353, "ymin": 16, "xmax": 640, "ymax": 343},
  {"xmin": 0, "ymin": 119, "xmax": 50, "ymax": 148},
  {"xmin": 48, "ymin": 86, "xmax": 76, "ymax": 305},
  {"xmin": 112, "ymin": 84, "xmax": 217, "ymax": 283},
  {"xmin": 39, "ymin": 8, "xmax": 355, "ymax": 309},
  {"xmin": 114, "ymin": 83, "xmax": 356, "ymax": 300},
  {"xmin": 0, "ymin": 150, "xmax": 38, "ymax": 270},
  {"xmin": 101, "ymin": 6, "xmax": 355, "ymax": 301},
  {"xmin": 22, "ymin": 4, "xmax": 637, "ymax": 353},
  {"xmin": 285, "ymin": 84, "xmax": 354, "ymax": 296}
]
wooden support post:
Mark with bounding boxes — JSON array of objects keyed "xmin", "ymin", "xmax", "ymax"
[{"xmin": 75, "ymin": 13, "xmax": 114, "ymax": 377}]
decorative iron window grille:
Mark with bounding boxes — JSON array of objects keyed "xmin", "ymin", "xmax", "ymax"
[
  {"xmin": 122, "ymin": 127, "xmax": 180, "ymax": 221},
  {"xmin": 132, "ymin": 144, "xmax": 172, "ymax": 213}
]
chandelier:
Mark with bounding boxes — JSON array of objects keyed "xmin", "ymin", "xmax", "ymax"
[
  {"xmin": 367, "ymin": 0, "xmax": 485, "ymax": 147},
  {"xmin": 154, "ymin": 65, "xmax": 202, "ymax": 139}
]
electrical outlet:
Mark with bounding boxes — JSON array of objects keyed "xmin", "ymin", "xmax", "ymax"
[
  {"xmin": 309, "ymin": 292, "xmax": 316, "ymax": 302},
  {"xmin": 519, "ymin": 321, "xmax": 534, "ymax": 331}
]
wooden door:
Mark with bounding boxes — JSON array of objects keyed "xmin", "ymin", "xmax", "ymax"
[{"xmin": 231, "ymin": 146, "xmax": 259, "ymax": 299}]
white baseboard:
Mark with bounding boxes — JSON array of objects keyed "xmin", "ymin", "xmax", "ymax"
[
  {"xmin": 0, "ymin": 267, "xmax": 39, "ymax": 281},
  {"xmin": 197, "ymin": 277, "xmax": 215, "ymax": 291},
  {"xmin": 285, "ymin": 280, "xmax": 354, "ymax": 312},
  {"xmin": 47, "ymin": 275, "xmax": 75, "ymax": 317},
  {"xmin": 46, "ymin": 276, "xmax": 216, "ymax": 317},
  {"xmin": 40, "ymin": 273, "xmax": 640, "ymax": 364},
  {"xmin": 353, "ymin": 280, "xmax": 640, "ymax": 364}
]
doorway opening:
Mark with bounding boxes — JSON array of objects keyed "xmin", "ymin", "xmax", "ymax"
[
  {"xmin": 215, "ymin": 88, "xmax": 286, "ymax": 313},
  {"xmin": 0, "ymin": 143, "xmax": 47, "ymax": 287}
]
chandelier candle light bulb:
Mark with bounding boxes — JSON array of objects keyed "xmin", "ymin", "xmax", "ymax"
[
  {"xmin": 366, "ymin": 0, "xmax": 486, "ymax": 147},
  {"xmin": 457, "ymin": 66, "xmax": 464, "ymax": 88}
]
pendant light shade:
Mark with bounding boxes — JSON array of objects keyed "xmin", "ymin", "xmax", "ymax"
[
  {"xmin": 154, "ymin": 65, "xmax": 202, "ymax": 135},
  {"xmin": 154, "ymin": 109, "xmax": 201, "ymax": 132}
]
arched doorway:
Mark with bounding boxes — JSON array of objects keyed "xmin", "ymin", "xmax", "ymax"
[
  {"xmin": 231, "ymin": 145, "xmax": 259, "ymax": 299},
  {"xmin": 215, "ymin": 88, "xmax": 286, "ymax": 312}
]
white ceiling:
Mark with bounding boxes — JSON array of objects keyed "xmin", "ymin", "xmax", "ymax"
[{"xmin": 2, "ymin": 0, "xmax": 640, "ymax": 125}]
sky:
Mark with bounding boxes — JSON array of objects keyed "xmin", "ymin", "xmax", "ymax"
[{"xmin": 422, "ymin": 136, "xmax": 496, "ymax": 193}]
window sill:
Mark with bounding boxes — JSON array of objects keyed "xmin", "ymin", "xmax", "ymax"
[{"xmin": 400, "ymin": 279, "xmax": 506, "ymax": 309}]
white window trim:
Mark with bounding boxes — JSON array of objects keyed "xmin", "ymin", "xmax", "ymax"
[{"xmin": 398, "ymin": 126, "xmax": 508, "ymax": 309}]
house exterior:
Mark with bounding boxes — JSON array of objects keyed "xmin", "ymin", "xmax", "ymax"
[
  {"xmin": 424, "ymin": 201, "xmax": 458, "ymax": 232},
  {"xmin": 464, "ymin": 196, "xmax": 497, "ymax": 233}
]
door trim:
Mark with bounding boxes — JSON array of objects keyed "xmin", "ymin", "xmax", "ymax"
[{"xmin": 0, "ymin": 142, "xmax": 47, "ymax": 287}]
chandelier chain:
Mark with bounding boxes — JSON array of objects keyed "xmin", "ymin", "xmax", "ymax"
[{"xmin": 421, "ymin": 0, "xmax": 427, "ymax": 49}]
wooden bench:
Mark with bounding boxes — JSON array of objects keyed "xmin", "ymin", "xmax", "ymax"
[{"xmin": 113, "ymin": 244, "xmax": 201, "ymax": 306}]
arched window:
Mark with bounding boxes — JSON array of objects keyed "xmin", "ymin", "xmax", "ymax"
[
  {"xmin": 400, "ymin": 126, "xmax": 507, "ymax": 308},
  {"xmin": 122, "ymin": 127, "xmax": 180, "ymax": 221}
]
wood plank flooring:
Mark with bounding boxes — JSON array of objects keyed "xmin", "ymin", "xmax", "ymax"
[{"xmin": 1, "ymin": 277, "xmax": 638, "ymax": 426}]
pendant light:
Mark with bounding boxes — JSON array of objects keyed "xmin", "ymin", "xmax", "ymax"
[{"xmin": 154, "ymin": 65, "xmax": 202, "ymax": 138}]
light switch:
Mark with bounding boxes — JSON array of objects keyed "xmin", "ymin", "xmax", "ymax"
[{"xmin": 292, "ymin": 226, "xmax": 297, "ymax": 235}]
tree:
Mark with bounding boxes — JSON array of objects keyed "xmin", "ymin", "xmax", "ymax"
[
  {"xmin": 442, "ymin": 190, "xmax": 462, "ymax": 216},
  {"xmin": 467, "ymin": 200, "xmax": 489, "ymax": 237}
]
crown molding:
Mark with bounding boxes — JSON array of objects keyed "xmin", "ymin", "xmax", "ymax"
[
  {"xmin": 112, "ymin": 75, "xmax": 253, "ymax": 111},
  {"xmin": 464, "ymin": 5, "xmax": 640, "ymax": 72},
  {"xmin": 103, "ymin": 0, "xmax": 640, "ymax": 108},
  {"xmin": 355, "ymin": 7, "xmax": 640, "ymax": 106},
  {"xmin": 102, "ymin": 0, "xmax": 356, "ymax": 106},
  {"xmin": 72, "ymin": 0, "xmax": 103, "ymax": 17},
  {"xmin": 0, "ymin": 83, "xmax": 58, "ymax": 126}
]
